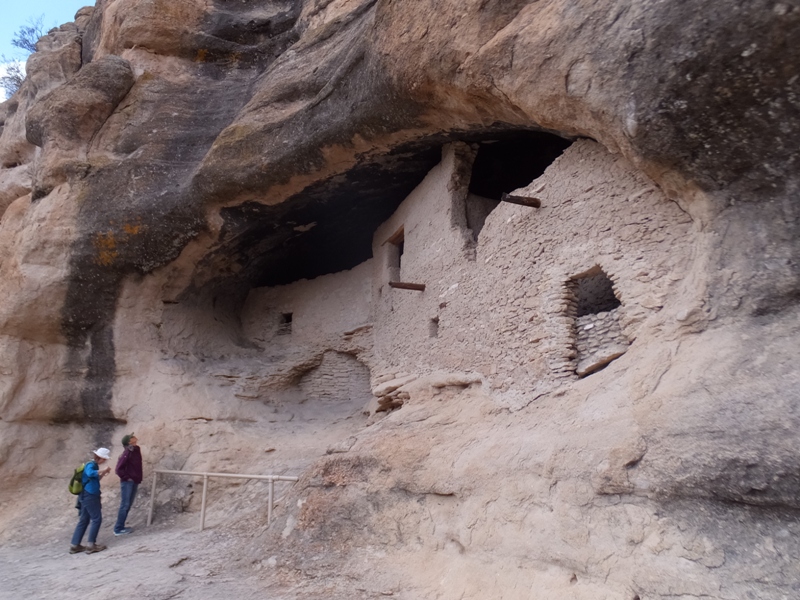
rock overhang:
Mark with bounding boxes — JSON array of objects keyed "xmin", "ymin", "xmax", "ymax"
[{"xmin": 200, "ymin": 127, "xmax": 573, "ymax": 290}]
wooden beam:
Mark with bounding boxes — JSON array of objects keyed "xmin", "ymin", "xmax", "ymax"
[
  {"xmin": 501, "ymin": 193, "xmax": 541, "ymax": 208},
  {"xmin": 382, "ymin": 226, "xmax": 405, "ymax": 246},
  {"xmin": 389, "ymin": 281, "xmax": 426, "ymax": 291}
]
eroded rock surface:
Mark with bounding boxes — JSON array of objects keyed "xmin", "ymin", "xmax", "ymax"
[{"xmin": 0, "ymin": 1, "xmax": 798, "ymax": 599}]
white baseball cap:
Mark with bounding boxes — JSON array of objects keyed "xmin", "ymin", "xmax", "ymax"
[{"xmin": 93, "ymin": 447, "xmax": 111, "ymax": 460}]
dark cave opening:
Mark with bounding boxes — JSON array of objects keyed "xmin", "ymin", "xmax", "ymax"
[
  {"xmin": 217, "ymin": 142, "xmax": 443, "ymax": 290},
  {"xmin": 468, "ymin": 133, "xmax": 572, "ymax": 201},
  {"xmin": 572, "ymin": 268, "xmax": 621, "ymax": 317},
  {"xmin": 278, "ymin": 312, "xmax": 293, "ymax": 335},
  {"xmin": 465, "ymin": 132, "xmax": 572, "ymax": 239},
  {"xmin": 204, "ymin": 128, "xmax": 573, "ymax": 295}
]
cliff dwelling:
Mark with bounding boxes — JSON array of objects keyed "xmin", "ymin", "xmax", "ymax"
[{"xmin": 1, "ymin": 1, "xmax": 798, "ymax": 599}]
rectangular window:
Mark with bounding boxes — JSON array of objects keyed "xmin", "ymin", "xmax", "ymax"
[
  {"xmin": 385, "ymin": 227, "xmax": 405, "ymax": 278},
  {"xmin": 277, "ymin": 312, "xmax": 293, "ymax": 335},
  {"xmin": 429, "ymin": 316, "xmax": 439, "ymax": 338}
]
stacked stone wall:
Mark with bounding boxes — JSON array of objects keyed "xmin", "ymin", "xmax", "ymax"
[
  {"xmin": 232, "ymin": 260, "xmax": 374, "ymax": 403},
  {"xmin": 574, "ymin": 308, "xmax": 630, "ymax": 377},
  {"xmin": 370, "ymin": 139, "xmax": 695, "ymax": 404},
  {"xmin": 242, "ymin": 260, "xmax": 373, "ymax": 348},
  {"xmin": 299, "ymin": 351, "xmax": 372, "ymax": 404},
  {"xmin": 237, "ymin": 140, "xmax": 696, "ymax": 407}
]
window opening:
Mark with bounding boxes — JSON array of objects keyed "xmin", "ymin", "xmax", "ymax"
[
  {"xmin": 566, "ymin": 267, "xmax": 628, "ymax": 377},
  {"xmin": 277, "ymin": 312, "xmax": 293, "ymax": 335},
  {"xmin": 429, "ymin": 317, "xmax": 440, "ymax": 338},
  {"xmin": 574, "ymin": 271, "xmax": 621, "ymax": 316},
  {"xmin": 465, "ymin": 133, "xmax": 572, "ymax": 240},
  {"xmin": 386, "ymin": 227, "xmax": 405, "ymax": 278}
]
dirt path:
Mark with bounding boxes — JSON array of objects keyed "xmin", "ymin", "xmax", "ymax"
[
  {"xmin": 0, "ymin": 497, "xmax": 287, "ymax": 600},
  {"xmin": 0, "ymin": 402, "xmax": 379, "ymax": 599}
]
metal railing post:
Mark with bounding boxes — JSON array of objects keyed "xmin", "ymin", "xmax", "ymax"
[
  {"xmin": 268, "ymin": 477, "xmax": 274, "ymax": 524},
  {"xmin": 147, "ymin": 471, "xmax": 157, "ymax": 526},
  {"xmin": 147, "ymin": 469, "xmax": 298, "ymax": 531},
  {"xmin": 200, "ymin": 474, "xmax": 209, "ymax": 531}
]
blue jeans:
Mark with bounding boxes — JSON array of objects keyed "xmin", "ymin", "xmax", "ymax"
[
  {"xmin": 114, "ymin": 481, "xmax": 139, "ymax": 533},
  {"xmin": 71, "ymin": 492, "xmax": 102, "ymax": 545}
]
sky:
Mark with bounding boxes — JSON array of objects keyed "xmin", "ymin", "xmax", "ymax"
[
  {"xmin": 1, "ymin": 0, "xmax": 93, "ymax": 59},
  {"xmin": 1, "ymin": 1, "xmax": 92, "ymax": 100}
]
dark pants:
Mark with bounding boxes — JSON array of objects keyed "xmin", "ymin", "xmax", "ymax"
[
  {"xmin": 114, "ymin": 480, "xmax": 138, "ymax": 533},
  {"xmin": 71, "ymin": 492, "xmax": 102, "ymax": 545}
]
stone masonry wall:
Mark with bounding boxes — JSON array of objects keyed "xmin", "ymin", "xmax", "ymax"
[
  {"xmin": 574, "ymin": 308, "xmax": 630, "ymax": 377},
  {"xmin": 237, "ymin": 258, "xmax": 375, "ymax": 403},
  {"xmin": 236, "ymin": 140, "xmax": 696, "ymax": 409},
  {"xmin": 299, "ymin": 351, "xmax": 372, "ymax": 405},
  {"xmin": 370, "ymin": 139, "xmax": 696, "ymax": 406},
  {"xmin": 242, "ymin": 260, "xmax": 373, "ymax": 349}
]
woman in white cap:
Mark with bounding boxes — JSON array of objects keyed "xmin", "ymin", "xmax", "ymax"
[{"xmin": 69, "ymin": 447, "xmax": 112, "ymax": 554}]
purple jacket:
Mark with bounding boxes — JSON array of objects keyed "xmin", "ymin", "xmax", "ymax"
[{"xmin": 115, "ymin": 445, "xmax": 143, "ymax": 484}]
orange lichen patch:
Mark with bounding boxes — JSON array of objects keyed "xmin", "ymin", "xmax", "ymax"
[
  {"xmin": 194, "ymin": 48, "xmax": 208, "ymax": 63},
  {"xmin": 92, "ymin": 221, "xmax": 144, "ymax": 266},
  {"xmin": 93, "ymin": 232, "xmax": 119, "ymax": 266},
  {"xmin": 122, "ymin": 222, "xmax": 143, "ymax": 235}
]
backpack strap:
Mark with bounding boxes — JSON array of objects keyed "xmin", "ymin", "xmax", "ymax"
[{"xmin": 81, "ymin": 461, "xmax": 97, "ymax": 485}]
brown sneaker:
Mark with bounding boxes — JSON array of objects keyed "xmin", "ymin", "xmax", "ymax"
[
  {"xmin": 84, "ymin": 543, "xmax": 107, "ymax": 554},
  {"xmin": 69, "ymin": 544, "xmax": 86, "ymax": 554}
]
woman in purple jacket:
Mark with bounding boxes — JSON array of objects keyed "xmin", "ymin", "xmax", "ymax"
[{"xmin": 114, "ymin": 433, "xmax": 143, "ymax": 535}]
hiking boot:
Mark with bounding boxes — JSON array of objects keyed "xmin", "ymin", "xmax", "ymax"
[
  {"xmin": 113, "ymin": 528, "xmax": 133, "ymax": 536},
  {"xmin": 84, "ymin": 543, "xmax": 107, "ymax": 554},
  {"xmin": 69, "ymin": 544, "xmax": 86, "ymax": 554}
]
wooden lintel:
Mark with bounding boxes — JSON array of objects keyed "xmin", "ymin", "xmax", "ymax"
[
  {"xmin": 382, "ymin": 226, "xmax": 405, "ymax": 246},
  {"xmin": 389, "ymin": 281, "xmax": 426, "ymax": 291},
  {"xmin": 501, "ymin": 193, "xmax": 541, "ymax": 208}
]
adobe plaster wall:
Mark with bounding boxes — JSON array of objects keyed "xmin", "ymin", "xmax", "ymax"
[
  {"xmin": 241, "ymin": 261, "xmax": 375, "ymax": 406},
  {"xmin": 242, "ymin": 259, "xmax": 373, "ymax": 350}
]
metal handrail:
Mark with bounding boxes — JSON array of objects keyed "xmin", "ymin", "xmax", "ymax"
[{"xmin": 147, "ymin": 469, "xmax": 299, "ymax": 531}]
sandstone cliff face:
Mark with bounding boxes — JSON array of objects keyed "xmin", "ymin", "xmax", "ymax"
[{"xmin": 0, "ymin": 1, "xmax": 798, "ymax": 598}]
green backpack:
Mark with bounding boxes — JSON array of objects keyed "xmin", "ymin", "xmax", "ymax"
[{"xmin": 68, "ymin": 463, "xmax": 86, "ymax": 495}]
